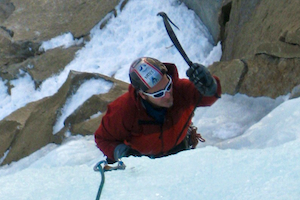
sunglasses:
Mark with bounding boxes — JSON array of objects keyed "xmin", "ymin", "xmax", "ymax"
[{"xmin": 142, "ymin": 75, "xmax": 172, "ymax": 98}]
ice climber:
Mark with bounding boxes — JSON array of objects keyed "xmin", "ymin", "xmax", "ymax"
[{"xmin": 94, "ymin": 57, "xmax": 221, "ymax": 163}]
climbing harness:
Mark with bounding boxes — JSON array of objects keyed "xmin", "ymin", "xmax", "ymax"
[
  {"xmin": 93, "ymin": 159, "xmax": 126, "ymax": 200},
  {"xmin": 187, "ymin": 124, "xmax": 205, "ymax": 149}
]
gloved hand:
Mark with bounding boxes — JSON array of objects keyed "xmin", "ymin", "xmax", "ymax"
[
  {"xmin": 114, "ymin": 144, "xmax": 130, "ymax": 161},
  {"xmin": 186, "ymin": 63, "xmax": 217, "ymax": 96},
  {"xmin": 113, "ymin": 144, "xmax": 141, "ymax": 161}
]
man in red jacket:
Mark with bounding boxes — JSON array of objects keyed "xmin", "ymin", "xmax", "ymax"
[{"xmin": 95, "ymin": 57, "xmax": 221, "ymax": 163}]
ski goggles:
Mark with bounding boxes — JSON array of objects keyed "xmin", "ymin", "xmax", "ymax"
[{"xmin": 142, "ymin": 75, "xmax": 172, "ymax": 98}]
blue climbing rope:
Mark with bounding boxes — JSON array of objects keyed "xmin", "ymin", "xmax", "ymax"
[
  {"xmin": 93, "ymin": 160, "xmax": 107, "ymax": 200},
  {"xmin": 93, "ymin": 159, "xmax": 126, "ymax": 200}
]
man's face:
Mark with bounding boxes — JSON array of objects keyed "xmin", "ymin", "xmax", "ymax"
[{"xmin": 139, "ymin": 74, "xmax": 173, "ymax": 108}]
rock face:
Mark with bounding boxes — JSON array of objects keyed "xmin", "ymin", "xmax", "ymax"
[
  {"xmin": 0, "ymin": 71, "xmax": 128, "ymax": 165},
  {"xmin": 210, "ymin": 54, "xmax": 300, "ymax": 98},
  {"xmin": 181, "ymin": 0, "xmax": 223, "ymax": 44},
  {"xmin": 0, "ymin": 0, "xmax": 14, "ymax": 24},
  {"xmin": 1, "ymin": 0, "xmax": 300, "ymax": 164},
  {"xmin": 182, "ymin": 0, "xmax": 300, "ymax": 98},
  {"xmin": 211, "ymin": 0, "xmax": 300, "ymax": 98},
  {"xmin": 3, "ymin": 0, "xmax": 120, "ymax": 42},
  {"xmin": 220, "ymin": 0, "xmax": 300, "ymax": 60}
]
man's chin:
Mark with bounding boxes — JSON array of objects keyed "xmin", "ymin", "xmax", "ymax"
[{"xmin": 163, "ymin": 101, "xmax": 173, "ymax": 108}]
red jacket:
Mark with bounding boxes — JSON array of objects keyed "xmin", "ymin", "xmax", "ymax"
[{"xmin": 94, "ymin": 63, "xmax": 221, "ymax": 161}]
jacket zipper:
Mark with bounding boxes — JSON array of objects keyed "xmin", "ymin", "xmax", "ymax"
[{"xmin": 159, "ymin": 124, "xmax": 164, "ymax": 154}]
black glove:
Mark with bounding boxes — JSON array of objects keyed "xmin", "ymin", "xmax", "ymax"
[
  {"xmin": 186, "ymin": 63, "xmax": 217, "ymax": 96},
  {"xmin": 113, "ymin": 144, "xmax": 141, "ymax": 161}
]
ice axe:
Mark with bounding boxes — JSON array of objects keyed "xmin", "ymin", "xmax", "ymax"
[
  {"xmin": 157, "ymin": 12, "xmax": 194, "ymax": 68},
  {"xmin": 158, "ymin": 12, "xmax": 211, "ymax": 95},
  {"xmin": 157, "ymin": 12, "xmax": 207, "ymax": 146}
]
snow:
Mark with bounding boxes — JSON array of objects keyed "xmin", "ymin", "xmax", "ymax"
[
  {"xmin": 39, "ymin": 32, "xmax": 84, "ymax": 52},
  {"xmin": 0, "ymin": 0, "xmax": 299, "ymax": 199}
]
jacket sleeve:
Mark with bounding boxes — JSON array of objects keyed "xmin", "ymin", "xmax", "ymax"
[
  {"xmin": 176, "ymin": 75, "xmax": 221, "ymax": 108},
  {"xmin": 198, "ymin": 75, "xmax": 222, "ymax": 106},
  {"xmin": 94, "ymin": 98, "xmax": 134, "ymax": 161}
]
